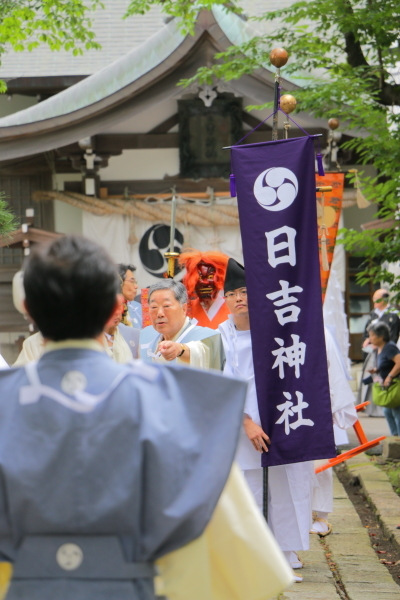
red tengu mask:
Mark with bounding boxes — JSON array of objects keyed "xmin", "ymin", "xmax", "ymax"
[{"xmin": 194, "ymin": 261, "xmax": 217, "ymax": 300}]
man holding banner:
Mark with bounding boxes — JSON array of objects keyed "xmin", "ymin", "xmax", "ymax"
[
  {"xmin": 219, "ymin": 259, "xmax": 312, "ymax": 579},
  {"xmin": 228, "ymin": 134, "xmax": 337, "ymax": 570},
  {"xmin": 230, "ymin": 135, "xmax": 336, "ymax": 466}
]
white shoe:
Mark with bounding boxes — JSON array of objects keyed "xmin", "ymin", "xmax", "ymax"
[
  {"xmin": 310, "ymin": 518, "xmax": 332, "ymax": 537},
  {"xmin": 293, "ymin": 570, "xmax": 303, "ymax": 582},
  {"xmin": 290, "ymin": 551, "xmax": 303, "ymax": 569}
]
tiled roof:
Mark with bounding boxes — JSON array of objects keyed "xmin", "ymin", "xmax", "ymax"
[
  {"xmin": 0, "ymin": 0, "xmax": 295, "ymax": 78},
  {"xmin": 0, "ymin": 1, "xmax": 165, "ymax": 77}
]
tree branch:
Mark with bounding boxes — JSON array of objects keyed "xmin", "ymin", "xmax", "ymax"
[{"xmin": 344, "ymin": 31, "xmax": 369, "ymax": 69}]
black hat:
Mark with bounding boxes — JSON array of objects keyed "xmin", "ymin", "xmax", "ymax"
[{"xmin": 224, "ymin": 258, "xmax": 246, "ymax": 294}]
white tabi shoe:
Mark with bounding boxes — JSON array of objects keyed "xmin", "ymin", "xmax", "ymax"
[
  {"xmin": 289, "ymin": 551, "xmax": 303, "ymax": 569},
  {"xmin": 310, "ymin": 517, "xmax": 332, "ymax": 537},
  {"xmin": 293, "ymin": 570, "xmax": 303, "ymax": 583}
]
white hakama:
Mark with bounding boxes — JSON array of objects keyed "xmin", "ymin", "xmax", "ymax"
[
  {"xmin": 312, "ymin": 328, "xmax": 357, "ymax": 516},
  {"xmin": 219, "ymin": 317, "xmax": 313, "ymax": 552}
]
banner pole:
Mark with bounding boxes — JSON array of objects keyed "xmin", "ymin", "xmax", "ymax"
[
  {"xmin": 269, "ymin": 48, "xmax": 289, "ymax": 144},
  {"xmin": 261, "ymin": 48, "xmax": 288, "ymax": 523},
  {"xmin": 164, "ymin": 186, "xmax": 179, "ymax": 278},
  {"xmin": 272, "ymin": 68, "xmax": 280, "ymax": 141}
]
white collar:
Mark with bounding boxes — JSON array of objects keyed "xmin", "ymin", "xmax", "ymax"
[{"xmin": 44, "ymin": 339, "xmax": 105, "ymax": 354}]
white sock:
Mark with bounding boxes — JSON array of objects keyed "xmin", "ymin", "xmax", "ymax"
[
  {"xmin": 316, "ymin": 511, "xmax": 329, "ymax": 520},
  {"xmin": 311, "ymin": 511, "xmax": 330, "ymax": 533},
  {"xmin": 283, "ymin": 551, "xmax": 303, "ymax": 565}
]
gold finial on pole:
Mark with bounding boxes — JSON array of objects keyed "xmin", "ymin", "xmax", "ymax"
[
  {"xmin": 269, "ymin": 48, "xmax": 289, "ymax": 141},
  {"xmin": 328, "ymin": 118, "xmax": 340, "ymax": 130},
  {"xmin": 280, "ymin": 94, "xmax": 297, "ymax": 139}
]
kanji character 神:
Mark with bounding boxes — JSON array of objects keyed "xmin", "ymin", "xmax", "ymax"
[{"xmin": 271, "ymin": 334, "xmax": 306, "ymax": 379}]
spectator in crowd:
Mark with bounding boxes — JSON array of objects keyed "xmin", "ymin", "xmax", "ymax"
[
  {"xmin": 363, "ymin": 321, "xmax": 400, "ymax": 435},
  {"xmin": 119, "ymin": 263, "xmax": 142, "ymax": 329}
]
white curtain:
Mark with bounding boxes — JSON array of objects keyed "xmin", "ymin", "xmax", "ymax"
[{"xmin": 82, "ymin": 212, "xmax": 244, "ymax": 288}]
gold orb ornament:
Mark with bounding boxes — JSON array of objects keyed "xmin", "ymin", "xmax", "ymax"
[
  {"xmin": 280, "ymin": 94, "xmax": 297, "ymax": 114},
  {"xmin": 269, "ymin": 48, "xmax": 289, "ymax": 68},
  {"xmin": 328, "ymin": 118, "xmax": 340, "ymax": 130}
]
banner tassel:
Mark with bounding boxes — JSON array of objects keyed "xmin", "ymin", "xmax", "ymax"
[
  {"xmin": 316, "ymin": 153, "xmax": 325, "ymax": 176},
  {"xmin": 230, "ymin": 174, "xmax": 237, "ymax": 198},
  {"xmin": 319, "ymin": 191, "xmax": 329, "ymax": 272}
]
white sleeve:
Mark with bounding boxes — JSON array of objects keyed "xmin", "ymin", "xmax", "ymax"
[
  {"xmin": 333, "ymin": 404, "xmax": 358, "ymax": 429},
  {"xmin": 184, "ymin": 341, "xmax": 210, "ymax": 370}
]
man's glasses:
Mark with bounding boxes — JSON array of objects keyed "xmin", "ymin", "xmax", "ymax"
[
  {"xmin": 125, "ymin": 278, "xmax": 137, "ymax": 284},
  {"xmin": 225, "ymin": 289, "xmax": 247, "ymax": 299}
]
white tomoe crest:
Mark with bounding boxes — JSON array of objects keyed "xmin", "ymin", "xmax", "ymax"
[{"xmin": 254, "ymin": 167, "xmax": 298, "ymax": 211}]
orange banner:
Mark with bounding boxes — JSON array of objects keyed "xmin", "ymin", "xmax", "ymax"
[{"xmin": 316, "ymin": 172, "xmax": 344, "ymax": 302}]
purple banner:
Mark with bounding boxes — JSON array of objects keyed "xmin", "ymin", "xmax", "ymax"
[{"xmin": 231, "ymin": 136, "xmax": 336, "ymax": 467}]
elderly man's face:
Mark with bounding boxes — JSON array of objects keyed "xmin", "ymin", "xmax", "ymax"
[
  {"xmin": 122, "ymin": 269, "xmax": 138, "ymax": 302},
  {"xmin": 149, "ymin": 289, "xmax": 187, "ymax": 339}
]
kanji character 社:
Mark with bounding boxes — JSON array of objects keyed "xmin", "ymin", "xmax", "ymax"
[{"xmin": 275, "ymin": 391, "xmax": 314, "ymax": 435}]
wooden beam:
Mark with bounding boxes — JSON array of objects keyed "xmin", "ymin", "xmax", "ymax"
[
  {"xmin": 94, "ymin": 133, "xmax": 179, "ymax": 152},
  {"xmin": 148, "ymin": 114, "xmax": 179, "ymax": 134},
  {"xmin": 0, "ymin": 228, "xmax": 62, "ymax": 248},
  {"xmin": 65, "ymin": 177, "xmax": 231, "ymax": 195},
  {"xmin": 6, "ymin": 75, "xmax": 87, "ymax": 97}
]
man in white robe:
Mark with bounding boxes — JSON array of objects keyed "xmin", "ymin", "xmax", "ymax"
[
  {"xmin": 103, "ymin": 303, "xmax": 138, "ymax": 362},
  {"xmin": 311, "ymin": 328, "xmax": 357, "ymax": 535},
  {"xmin": 140, "ymin": 277, "xmax": 293, "ymax": 598},
  {"xmin": 14, "ymin": 325, "xmax": 136, "ymax": 366},
  {"xmin": 140, "ymin": 280, "xmax": 222, "ymax": 370},
  {"xmin": 219, "ymin": 259, "xmax": 312, "ymax": 580}
]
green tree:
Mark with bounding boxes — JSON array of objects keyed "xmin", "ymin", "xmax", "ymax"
[
  {"xmin": 0, "ymin": 192, "xmax": 17, "ymax": 238},
  {"xmin": 127, "ymin": 0, "xmax": 400, "ymax": 299},
  {"xmin": 0, "ymin": 0, "xmax": 104, "ymax": 235},
  {"xmin": 0, "ymin": 0, "xmax": 104, "ymax": 94}
]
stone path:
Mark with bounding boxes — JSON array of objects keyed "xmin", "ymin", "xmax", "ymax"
[
  {"xmin": 276, "ymin": 469, "xmax": 400, "ymax": 600},
  {"xmin": 347, "ymin": 453, "xmax": 400, "ymax": 553}
]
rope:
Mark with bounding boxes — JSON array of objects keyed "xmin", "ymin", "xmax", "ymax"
[{"xmin": 33, "ymin": 191, "xmax": 240, "ymax": 227}]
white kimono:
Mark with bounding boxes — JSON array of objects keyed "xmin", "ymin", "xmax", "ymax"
[
  {"xmin": 219, "ymin": 316, "xmax": 314, "ymax": 552},
  {"xmin": 312, "ymin": 328, "xmax": 358, "ymax": 514},
  {"xmin": 102, "ymin": 327, "xmax": 135, "ymax": 364},
  {"xmin": 140, "ymin": 317, "xmax": 222, "ymax": 370},
  {"xmin": 13, "ymin": 332, "xmax": 44, "ymax": 366},
  {"xmin": 0, "ymin": 354, "xmax": 8, "ymax": 369},
  {"xmin": 13, "ymin": 326, "xmax": 136, "ymax": 368}
]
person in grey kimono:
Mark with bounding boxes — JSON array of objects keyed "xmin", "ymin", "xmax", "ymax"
[{"xmin": 0, "ymin": 236, "xmax": 247, "ymax": 600}]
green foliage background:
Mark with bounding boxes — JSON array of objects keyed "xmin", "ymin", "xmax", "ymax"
[
  {"xmin": 0, "ymin": 0, "xmax": 105, "ymax": 235},
  {"xmin": 126, "ymin": 0, "xmax": 400, "ymax": 299}
]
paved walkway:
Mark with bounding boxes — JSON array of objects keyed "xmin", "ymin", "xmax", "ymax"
[{"xmin": 276, "ymin": 468, "xmax": 400, "ymax": 600}]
